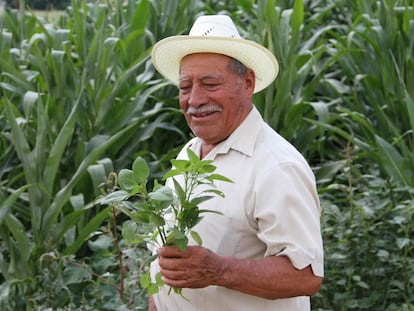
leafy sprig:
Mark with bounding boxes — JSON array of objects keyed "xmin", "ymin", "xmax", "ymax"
[{"xmin": 101, "ymin": 149, "xmax": 232, "ymax": 296}]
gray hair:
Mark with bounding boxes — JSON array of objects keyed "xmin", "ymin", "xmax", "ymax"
[{"xmin": 228, "ymin": 58, "xmax": 249, "ymax": 77}]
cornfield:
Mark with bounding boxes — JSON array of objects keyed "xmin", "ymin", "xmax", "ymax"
[{"xmin": 0, "ymin": 0, "xmax": 413, "ymax": 310}]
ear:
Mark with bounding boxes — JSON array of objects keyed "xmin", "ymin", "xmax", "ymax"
[{"xmin": 244, "ymin": 69, "xmax": 256, "ymax": 96}]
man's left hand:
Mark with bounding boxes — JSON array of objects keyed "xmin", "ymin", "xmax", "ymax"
[{"xmin": 157, "ymin": 245, "xmax": 224, "ymax": 289}]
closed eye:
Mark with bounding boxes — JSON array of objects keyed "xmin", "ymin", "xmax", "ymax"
[
  {"xmin": 179, "ymin": 85, "xmax": 192, "ymax": 93},
  {"xmin": 204, "ymin": 83, "xmax": 220, "ymax": 90}
]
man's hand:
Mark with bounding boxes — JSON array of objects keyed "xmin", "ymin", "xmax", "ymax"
[
  {"xmin": 157, "ymin": 245, "xmax": 224, "ymax": 289},
  {"xmin": 157, "ymin": 245, "xmax": 322, "ymax": 300}
]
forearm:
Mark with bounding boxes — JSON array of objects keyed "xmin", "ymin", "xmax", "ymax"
[
  {"xmin": 158, "ymin": 246, "xmax": 322, "ymax": 300},
  {"xmin": 215, "ymin": 255, "xmax": 322, "ymax": 299}
]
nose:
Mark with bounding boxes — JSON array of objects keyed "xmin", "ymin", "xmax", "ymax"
[{"xmin": 187, "ymin": 84, "xmax": 208, "ymax": 107}]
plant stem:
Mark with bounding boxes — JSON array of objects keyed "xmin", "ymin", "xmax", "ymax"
[
  {"xmin": 158, "ymin": 226, "xmax": 167, "ymax": 245},
  {"xmin": 112, "ymin": 203, "xmax": 124, "ymax": 301}
]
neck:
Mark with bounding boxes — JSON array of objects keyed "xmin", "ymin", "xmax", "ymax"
[
  {"xmin": 198, "ymin": 134, "xmax": 226, "ymax": 159},
  {"xmin": 200, "ymin": 143, "xmax": 216, "ymax": 159}
]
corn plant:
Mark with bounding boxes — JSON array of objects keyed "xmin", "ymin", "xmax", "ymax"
[
  {"xmin": 1, "ymin": 0, "xmax": 414, "ymax": 309},
  {"xmin": 305, "ymin": 1, "xmax": 414, "ymax": 309},
  {"xmin": 310, "ymin": 0, "xmax": 414, "ymax": 191},
  {"xmin": 202, "ymin": 1, "xmax": 414, "ymax": 309},
  {"xmin": 0, "ymin": 0, "xmax": 187, "ymax": 308}
]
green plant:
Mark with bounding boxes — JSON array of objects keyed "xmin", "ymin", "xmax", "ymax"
[
  {"xmin": 314, "ymin": 151, "xmax": 414, "ymax": 310},
  {"xmin": 101, "ymin": 149, "xmax": 232, "ymax": 297},
  {"xmin": 1, "ymin": 0, "xmax": 414, "ymax": 309},
  {"xmin": 0, "ymin": 0, "xmax": 187, "ymax": 308},
  {"xmin": 305, "ymin": 0, "xmax": 414, "ymax": 183}
]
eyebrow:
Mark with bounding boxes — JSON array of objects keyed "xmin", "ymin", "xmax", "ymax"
[{"xmin": 179, "ymin": 74, "xmax": 223, "ymax": 83}]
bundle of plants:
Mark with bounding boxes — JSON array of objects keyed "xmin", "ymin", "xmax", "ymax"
[{"xmin": 101, "ymin": 148, "xmax": 232, "ymax": 297}]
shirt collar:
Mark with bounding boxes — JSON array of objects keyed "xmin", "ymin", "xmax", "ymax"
[{"xmin": 190, "ymin": 106, "xmax": 263, "ymax": 159}]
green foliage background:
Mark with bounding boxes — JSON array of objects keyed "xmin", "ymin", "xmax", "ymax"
[
  {"xmin": 5, "ymin": 0, "xmax": 71, "ymax": 10},
  {"xmin": 0, "ymin": 0, "xmax": 413, "ymax": 310}
]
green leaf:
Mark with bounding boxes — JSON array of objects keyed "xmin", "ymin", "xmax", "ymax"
[
  {"xmin": 162, "ymin": 169, "xmax": 182, "ymax": 180},
  {"xmin": 63, "ymin": 265, "xmax": 92, "ymax": 286},
  {"xmin": 190, "ymin": 195, "xmax": 215, "ymax": 206},
  {"xmin": 155, "ymin": 272, "xmax": 164, "ymax": 286},
  {"xmin": 63, "ymin": 207, "xmax": 111, "ymax": 255},
  {"xmin": 87, "ymin": 163, "xmax": 107, "ymax": 197},
  {"xmin": 396, "ymin": 238, "xmax": 410, "ymax": 250},
  {"xmin": 148, "ymin": 186, "xmax": 174, "ymax": 201},
  {"xmin": 132, "ymin": 156, "xmax": 150, "ymax": 184},
  {"xmin": 175, "ymin": 236, "xmax": 189, "ymax": 251},
  {"xmin": 149, "ymin": 214, "xmax": 166, "ymax": 227},
  {"xmin": 206, "ymin": 173, "xmax": 233, "ymax": 183},
  {"xmin": 131, "ymin": 0, "xmax": 150, "ymax": 30},
  {"xmin": 22, "ymin": 91, "xmax": 39, "ymax": 118},
  {"xmin": 199, "ymin": 164, "xmax": 216, "ymax": 174},
  {"xmin": 186, "ymin": 148, "xmax": 200, "ymax": 163},
  {"xmin": 122, "ymin": 220, "xmax": 144, "ymax": 245},
  {"xmin": 0, "ymin": 185, "xmax": 30, "ymax": 226},
  {"xmin": 170, "ymin": 159, "xmax": 190, "ymax": 171},
  {"xmin": 147, "ymin": 283, "xmax": 160, "ymax": 295},
  {"xmin": 375, "ymin": 135, "xmax": 407, "ymax": 186},
  {"xmin": 100, "ymin": 190, "xmax": 129, "ymax": 205},
  {"xmin": 43, "ymin": 88, "xmax": 84, "ymax": 194},
  {"xmin": 404, "ymin": 89, "xmax": 414, "ymax": 135},
  {"xmin": 50, "ymin": 208, "xmax": 87, "ymax": 245},
  {"xmin": 4, "ymin": 97, "xmax": 36, "ymax": 185},
  {"xmin": 169, "ymin": 229, "xmax": 188, "ymax": 251},
  {"xmin": 198, "ymin": 209, "xmax": 223, "ymax": 216},
  {"xmin": 291, "ymin": 0, "xmax": 304, "ymax": 41},
  {"xmin": 4, "ymin": 213, "xmax": 31, "ymax": 263},
  {"xmin": 63, "ymin": 265, "xmax": 92, "ymax": 285},
  {"xmin": 88, "ymin": 235, "xmax": 113, "ymax": 252},
  {"xmin": 134, "ymin": 210, "xmax": 151, "ymax": 223},
  {"xmin": 203, "ymin": 189, "xmax": 226, "ymax": 198},
  {"xmin": 172, "ymin": 178, "xmax": 186, "ymax": 202},
  {"xmin": 118, "ymin": 169, "xmax": 140, "ymax": 192},
  {"xmin": 190, "ymin": 230, "xmax": 203, "ymax": 246},
  {"xmin": 140, "ymin": 272, "xmax": 151, "ymax": 289}
]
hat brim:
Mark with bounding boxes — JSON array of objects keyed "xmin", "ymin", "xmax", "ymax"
[{"xmin": 151, "ymin": 36, "xmax": 279, "ymax": 94}]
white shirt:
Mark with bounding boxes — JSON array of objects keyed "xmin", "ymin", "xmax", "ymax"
[{"xmin": 151, "ymin": 107, "xmax": 324, "ymax": 310}]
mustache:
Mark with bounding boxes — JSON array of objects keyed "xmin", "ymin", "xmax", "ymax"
[{"xmin": 186, "ymin": 104, "xmax": 222, "ymax": 115}]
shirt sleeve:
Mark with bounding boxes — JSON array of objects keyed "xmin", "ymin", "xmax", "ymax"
[{"xmin": 254, "ymin": 161, "xmax": 324, "ymax": 277}]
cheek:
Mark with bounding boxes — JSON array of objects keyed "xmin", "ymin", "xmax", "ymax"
[
  {"xmin": 178, "ymin": 94, "xmax": 188, "ymax": 109},
  {"xmin": 178, "ymin": 96, "xmax": 191, "ymax": 124},
  {"xmin": 223, "ymin": 99, "xmax": 245, "ymax": 122}
]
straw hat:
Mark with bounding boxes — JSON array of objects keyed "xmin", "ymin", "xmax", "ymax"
[{"xmin": 151, "ymin": 15, "xmax": 279, "ymax": 94}]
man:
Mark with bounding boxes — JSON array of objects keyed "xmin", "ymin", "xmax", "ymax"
[{"xmin": 149, "ymin": 15, "xmax": 324, "ymax": 310}]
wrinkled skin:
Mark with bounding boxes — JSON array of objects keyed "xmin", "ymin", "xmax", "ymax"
[
  {"xmin": 149, "ymin": 54, "xmax": 323, "ymax": 310},
  {"xmin": 178, "ymin": 53, "xmax": 255, "ymax": 158}
]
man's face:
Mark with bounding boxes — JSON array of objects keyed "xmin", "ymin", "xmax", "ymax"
[{"xmin": 178, "ymin": 53, "xmax": 255, "ymax": 145}]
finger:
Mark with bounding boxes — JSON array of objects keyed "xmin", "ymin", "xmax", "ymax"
[
  {"xmin": 162, "ymin": 275, "xmax": 205, "ymax": 289},
  {"xmin": 160, "ymin": 268, "xmax": 188, "ymax": 281},
  {"xmin": 157, "ymin": 246, "xmax": 191, "ymax": 258},
  {"xmin": 162, "ymin": 277, "xmax": 188, "ymax": 289},
  {"xmin": 159, "ymin": 257, "xmax": 185, "ymax": 270}
]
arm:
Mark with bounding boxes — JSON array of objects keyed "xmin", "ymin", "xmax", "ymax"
[{"xmin": 157, "ymin": 245, "xmax": 322, "ymax": 299}]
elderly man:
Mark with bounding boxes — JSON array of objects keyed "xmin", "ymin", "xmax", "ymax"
[{"xmin": 148, "ymin": 14, "xmax": 324, "ymax": 311}]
